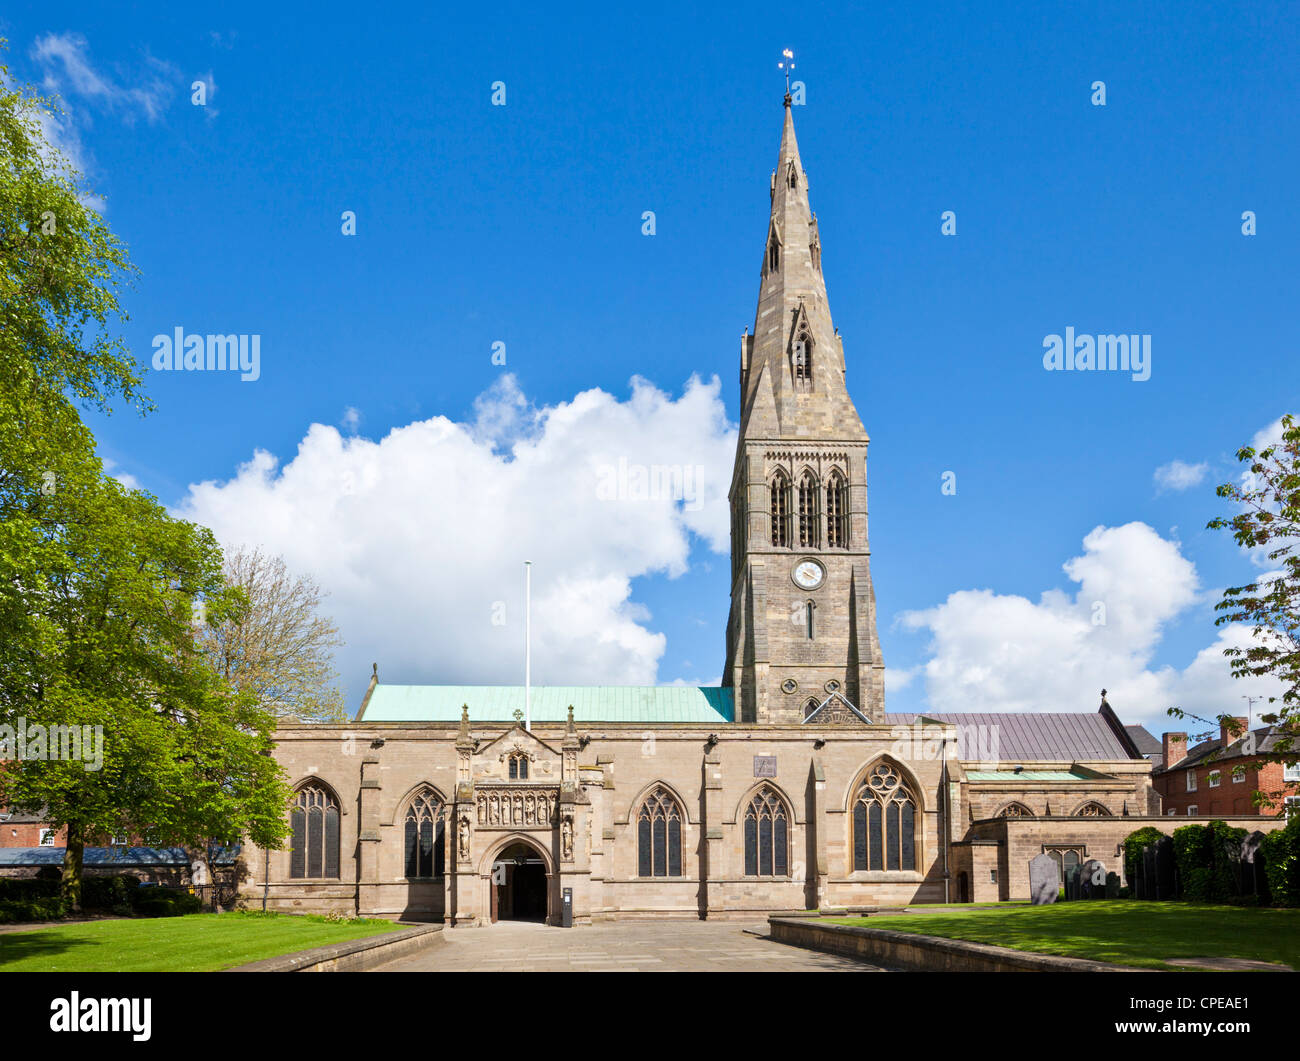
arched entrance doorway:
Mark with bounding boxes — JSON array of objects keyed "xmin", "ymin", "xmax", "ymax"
[{"xmin": 490, "ymin": 842, "xmax": 549, "ymax": 923}]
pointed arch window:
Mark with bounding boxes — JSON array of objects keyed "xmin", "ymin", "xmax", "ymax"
[
  {"xmin": 805, "ymin": 599, "xmax": 815, "ymax": 640},
  {"xmin": 998, "ymin": 802, "xmax": 1034, "ymax": 819},
  {"xmin": 804, "ymin": 697, "xmax": 820, "ymax": 719},
  {"xmin": 770, "ymin": 471, "xmax": 792, "ymax": 547},
  {"xmin": 1074, "ymin": 802, "xmax": 1111, "ymax": 818},
  {"xmin": 507, "ymin": 752, "xmax": 529, "ymax": 780},
  {"xmin": 404, "ymin": 788, "xmax": 445, "ymax": 879},
  {"xmin": 636, "ymin": 787, "xmax": 683, "ymax": 878},
  {"xmin": 826, "ymin": 470, "xmax": 848, "ymax": 549},
  {"xmin": 744, "ymin": 788, "xmax": 789, "ymax": 876},
  {"xmin": 768, "ymin": 239, "xmax": 780, "ymax": 273},
  {"xmin": 290, "ymin": 783, "xmax": 340, "ymax": 879},
  {"xmin": 793, "ymin": 330, "xmax": 812, "ymax": 386},
  {"xmin": 852, "ymin": 763, "xmax": 917, "ymax": 872},
  {"xmin": 787, "ymin": 160, "xmax": 798, "ymax": 188},
  {"xmin": 797, "ymin": 470, "xmax": 819, "ymax": 548}
]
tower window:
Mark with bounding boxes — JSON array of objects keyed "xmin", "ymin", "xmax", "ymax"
[
  {"xmin": 805, "ymin": 599, "xmax": 815, "ymax": 639},
  {"xmin": 770, "ymin": 471, "xmax": 791, "ymax": 547},
  {"xmin": 793, "ymin": 330, "xmax": 812, "ymax": 385},
  {"xmin": 768, "ymin": 239, "xmax": 780, "ymax": 272},
  {"xmin": 797, "ymin": 471, "xmax": 819, "ymax": 548},
  {"xmin": 826, "ymin": 471, "xmax": 848, "ymax": 548}
]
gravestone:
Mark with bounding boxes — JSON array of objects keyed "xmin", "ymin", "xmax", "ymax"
[
  {"xmin": 1105, "ymin": 870, "xmax": 1121, "ymax": 899},
  {"xmin": 1028, "ymin": 853, "xmax": 1058, "ymax": 905},
  {"xmin": 1241, "ymin": 831, "xmax": 1269, "ymax": 902},
  {"xmin": 1080, "ymin": 858, "xmax": 1106, "ymax": 898},
  {"xmin": 1064, "ymin": 864, "xmax": 1081, "ymax": 901},
  {"xmin": 1153, "ymin": 835, "xmax": 1176, "ymax": 900}
]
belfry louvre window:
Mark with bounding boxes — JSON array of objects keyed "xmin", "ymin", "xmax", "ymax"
[
  {"xmin": 797, "ymin": 471, "xmax": 819, "ymax": 548},
  {"xmin": 826, "ymin": 471, "xmax": 848, "ymax": 548},
  {"xmin": 851, "ymin": 763, "xmax": 916, "ymax": 872},
  {"xmin": 637, "ymin": 787, "xmax": 683, "ymax": 878},
  {"xmin": 770, "ymin": 471, "xmax": 792, "ymax": 547},
  {"xmin": 290, "ymin": 784, "xmax": 340, "ymax": 879},
  {"xmin": 404, "ymin": 788, "xmax": 445, "ymax": 879},
  {"xmin": 744, "ymin": 788, "xmax": 789, "ymax": 876},
  {"xmin": 793, "ymin": 331, "xmax": 812, "ymax": 384}
]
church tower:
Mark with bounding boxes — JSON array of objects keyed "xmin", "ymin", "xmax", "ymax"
[{"xmin": 723, "ymin": 95, "xmax": 886, "ymax": 725}]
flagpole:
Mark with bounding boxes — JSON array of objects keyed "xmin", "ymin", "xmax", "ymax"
[{"xmin": 525, "ymin": 561, "xmax": 532, "ymax": 732}]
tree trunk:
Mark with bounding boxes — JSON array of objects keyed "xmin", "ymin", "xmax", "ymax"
[{"xmin": 61, "ymin": 821, "xmax": 84, "ymax": 912}]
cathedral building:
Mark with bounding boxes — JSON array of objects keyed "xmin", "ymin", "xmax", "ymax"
[{"xmin": 240, "ymin": 95, "xmax": 1257, "ymax": 924}]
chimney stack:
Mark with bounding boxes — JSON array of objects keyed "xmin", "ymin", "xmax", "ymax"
[
  {"xmin": 1162, "ymin": 731, "xmax": 1188, "ymax": 768},
  {"xmin": 1220, "ymin": 716, "xmax": 1249, "ymax": 747}
]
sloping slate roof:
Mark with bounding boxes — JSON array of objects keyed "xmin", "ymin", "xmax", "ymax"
[
  {"xmin": 883, "ymin": 711, "xmax": 1134, "ymax": 761},
  {"xmin": 361, "ymin": 685, "xmax": 734, "ymax": 724},
  {"xmin": 1125, "ymin": 725, "xmax": 1162, "ymax": 756},
  {"xmin": 0, "ymin": 846, "xmax": 240, "ymax": 867},
  {"xmin": 1161, "ymin": 726, "xmax": 1298, "ymax": 773}
]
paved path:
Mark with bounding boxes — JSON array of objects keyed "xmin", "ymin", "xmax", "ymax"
[{"xmin": 373, "ymin": 919, "xmax": 888, "ymax": 972}]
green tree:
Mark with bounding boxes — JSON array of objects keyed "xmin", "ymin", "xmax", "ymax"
[
  {"xmin": 1177, "ymin": 415, "xmax": 1300, "ymax": 797},
  {"xmin": 0, "ymin": 48, "xmax": 290, "ymax": 909}
]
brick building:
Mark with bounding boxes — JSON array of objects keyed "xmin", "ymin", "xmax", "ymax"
[
  {"xmin": 221, "ymin": 93, "xmax": 1289, "ymax": 922},
  {"xmin": 1154, "ymin": 717, "xmax": 1300, "ymax": 818}
]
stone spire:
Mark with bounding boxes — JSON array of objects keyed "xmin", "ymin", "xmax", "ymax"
[
  {"xmin": 739, "ymin": 99, "xmax": 866, "ymax": 443},
  {"xmin": 724, "ymin": 97, "xmax": 885, "ymax": 725}
]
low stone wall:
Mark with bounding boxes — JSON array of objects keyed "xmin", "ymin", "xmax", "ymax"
[
  {"xmin": 768, "ymin": 917, "xmax": 1135, "ymax": 972},
  {"xmin": 226, "ymin": 923, "xmax": 443, "ymax": 972}
]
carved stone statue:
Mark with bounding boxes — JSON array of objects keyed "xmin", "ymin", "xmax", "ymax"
[
  {"xmin": 562, "ymin": 815, "xmax": 574, "ymax": 861},
  {"xmin": 458, "ymin": 815, "xmax": 470, "ymax": 860}
]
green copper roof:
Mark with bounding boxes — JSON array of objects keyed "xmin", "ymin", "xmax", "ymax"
[
  {"xmin": 966, "ymin": 770, "xmax": 1094, "ymax": 782},
  {"xmin": 359, "ymin": 685, "xmax": 734, "ymax": 724}
]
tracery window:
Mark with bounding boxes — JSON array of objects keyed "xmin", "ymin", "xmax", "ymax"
[
  {"xmin": 404, "ymin": 788, "xmax": 445, "ymax": 879},
  {"xmin": 507, "ymin": 752, "xmax": 529, "ymax": 780},
  {"xmin": 290, "ymin": 783, "xmax": 340, "ymax": 880},
  {"xmin": 770, "ymin": 471, "xmax": 792, "ymax": 547},
  {"xmin": 1045, "ymin": 846, "xmax": 1083, "ymax": 884},
  {"xmin": 852, "ymin": 763, "xmax": 917, "ymax": 872},
  {"xmin": 998, "ymin": 802, "xmax": 1034, "ymax": 818},
  {"xmin": 1074, "ymin": 802, "xmax": 1111, "ymax": 817},
  {"xmin": 826, "ymin": 470, "xmax": 848, "ymax": 548},
  {"xmin": 744, "ymin": 788, "xmax": 789, "ymax": 876},
  {"xmin": 636, "ymin": 787, "xmax": 683, "ymax": 878},
  {"xmin": 797, "ymin": 471, "xmax": 819, "ymax": 548}
]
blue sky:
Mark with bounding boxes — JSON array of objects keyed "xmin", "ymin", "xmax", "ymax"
[{"xmin": 8, "ymin": 2, "xmax": 1297, "ymax": 729}]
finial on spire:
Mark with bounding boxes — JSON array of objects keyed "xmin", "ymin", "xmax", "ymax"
[{"xmin": 779, "ymin": 49, "xmax": 795, "ymax": 104}]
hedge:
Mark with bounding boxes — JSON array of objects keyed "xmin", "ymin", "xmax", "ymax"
[{"xmin": 1260, "ymin": 815, "xmax": 1300, "ymax": 907}]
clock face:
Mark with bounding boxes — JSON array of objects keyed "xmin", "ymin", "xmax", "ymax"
[{"xmin": 793, "ymin": 560, "xmax": 824, "ymax": 590}]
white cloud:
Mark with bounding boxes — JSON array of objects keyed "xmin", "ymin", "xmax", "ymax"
[
  {"xmin": 174, "ymin": 374, "xmax": 737, "ymax": 703},
  {"xmin": 1153, "ymin": 459, "xmax": 1208, "ymax": 493},
  {"xmin": 898, "ymin": 522, "xmax": 1285, "ymax": 728},
  {"xmin": 340, "ymin": 407, "xmax": 361, "ymax": 434},
  {"xmin": 31, "ymin": 33, "xmax": 175, "ymax": 124}
]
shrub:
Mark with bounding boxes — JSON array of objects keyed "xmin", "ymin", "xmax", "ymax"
[
  {"xmin": 1173, "ymin": 821, "xmax": 1248, "ymax": 902},
  {"xmin": 0, "ymin": 897, "xmax": 67, "ymax": 923},
  {"xmin": 130, "ymin": 889, "xmax": 201, "ymax": 918},
  {"xmin": 0, "ymin": 878, "xmax": 59, "ymax": 902},
  {"xmin": 82, "ymin": 874, "xmax": 141, "ymax": 914},
  {"xmin": 1121, "ymin": 826, "xmax": 1166, "ymax": 888},
  {"xmin": 1261, "ymin": 816, "xmax": 1300, "ymax": 907}
]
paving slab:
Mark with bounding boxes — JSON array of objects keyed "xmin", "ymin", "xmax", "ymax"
[{"xmin": 372, "ymin": 919, "xmax": 890, "ymax": 972}]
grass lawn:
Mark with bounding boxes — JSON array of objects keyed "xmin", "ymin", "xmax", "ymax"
[
  {"xmin": 0, "ymin": 911, "xmax": 406, "ymax": 972},
  {"xmin": 832, "ymin": 901, "xmax": 1300, "ymax": 971}
]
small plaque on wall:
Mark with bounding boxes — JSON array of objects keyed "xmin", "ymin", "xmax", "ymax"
[{"xmin": 753, "ymin": 756, "xmax": 777, "ymax": 778}]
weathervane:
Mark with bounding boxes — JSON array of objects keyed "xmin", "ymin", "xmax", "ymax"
[{"xmin": 779, "ymin": 49, "xmax": 795, "ymax": 98}]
